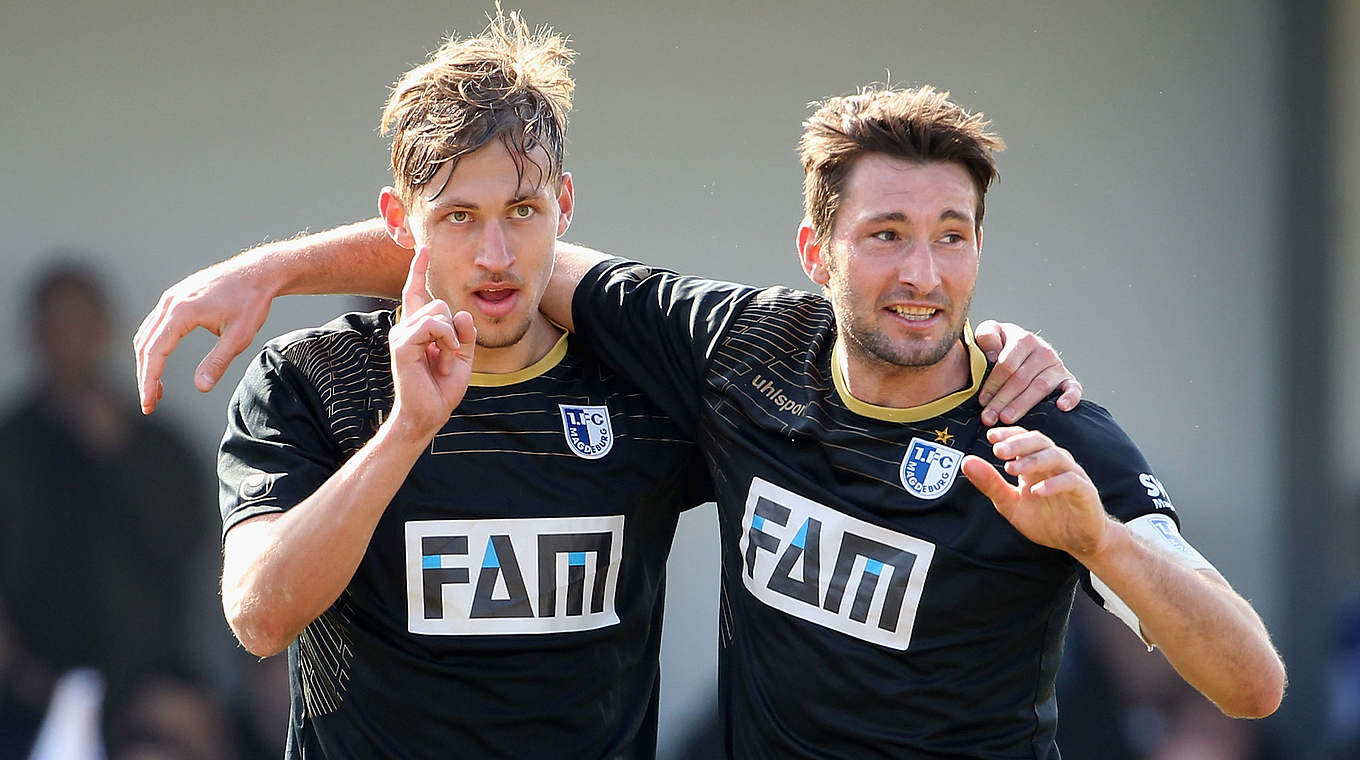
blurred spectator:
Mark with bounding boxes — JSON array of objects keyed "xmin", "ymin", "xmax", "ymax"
[
  {"xmin": 0, "ymin": 258, "xmax": 214, "ymax": 756},
  {"xmin": 1331, "ymin": 595, "xmax": 1360, "ymax": 759},
  {"xmin": 104, "ymin": 670, "xmax": 239, "ymax": 760},
  {"xmin": 1057, "ymin": 596, "xmax": 1278, "ymax": 759},
  {"xmin": 230, "ymin": 654, "xmax": 288, "ymax": 760}
]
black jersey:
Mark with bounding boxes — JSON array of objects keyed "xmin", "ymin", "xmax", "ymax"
[
  {"xmin": 573, "ymin": 261, "xmax": 1181, "ymax": 759},
  {"xmin": 219, "ymin": 310, "xmax": 710, "ymax": 760}
]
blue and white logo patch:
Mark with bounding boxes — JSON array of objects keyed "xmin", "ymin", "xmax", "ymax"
[
  {"xmin": 899, "ymin": 437, "xmax": 963, "ymax": 500},
  {"xmin": 559, "ymin": 404, "xmax": 614, "ymax": 460}
]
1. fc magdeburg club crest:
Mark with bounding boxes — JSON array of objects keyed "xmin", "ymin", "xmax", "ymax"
[
  {"xmin": 900, "ymin": 437, "xmax": 963, "ymax": 500},
  {"xmin": 559, "ymin": 404, "xmax": 614, "ymax": 459}
]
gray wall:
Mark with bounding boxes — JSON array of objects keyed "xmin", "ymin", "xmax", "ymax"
[
  {"xmin": 3, "ymin": 0, "xmax": 1331, "ymax": 752},
  {"xmin": 1337, "ymin": 0, "xmax": 1360, "ymax": 578}
]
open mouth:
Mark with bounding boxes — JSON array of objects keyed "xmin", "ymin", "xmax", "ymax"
[
  {"xmin": 477, "ymin": 287, "xmax": 515, "ymax": 304},
  {"xmin": 472, "ymin": 285, "xmax": 520, "ymax": 316}
]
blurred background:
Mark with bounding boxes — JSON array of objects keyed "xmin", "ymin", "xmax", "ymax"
[{"xmin": 0, "ymin": 0, "xmax": 1354, "ymax": 757}]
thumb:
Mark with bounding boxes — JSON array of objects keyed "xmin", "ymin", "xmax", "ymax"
[
  {"xmin": 962, "ymin": 455, "xmax": 1015, "ymax": 510},
  {"xmin": 451, "ymin": 310, "xmax": 476, "ymax": 353},
  {"xmin": 972, "ymin": 319, "xmax": 1002, "ymax": 362}
]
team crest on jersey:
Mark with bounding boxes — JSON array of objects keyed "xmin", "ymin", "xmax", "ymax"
[
  {"xmin": 899, "ymin": 437, "xmax": 963, "ymax": 500},
  {"xmin": 559, "ymin": 404, "xmax": 614, "ymax": 459}
]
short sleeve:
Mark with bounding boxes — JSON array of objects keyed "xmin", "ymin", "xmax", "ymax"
[
  {"xmin": 1036, "ymin": 401, "xmax": 1216, "ymax": 641},
  {"xmin": 572, "ymin": 259, "xmax": 760, "ymax": 437},
  {"xmin": 217, "ymin": 344, "xmax": 341, "ymax": 537}
]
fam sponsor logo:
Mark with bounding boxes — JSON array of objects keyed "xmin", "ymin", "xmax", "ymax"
[
  {"xmin": 405, "ymin": 516, "xmax": 624, "ymax": 635},
  {"xmin": 559, "ymin": 404, "xmax": 614, "ymax": 459},
  {"xmin": 738, "ymin": 477, "xmax": 935, "ymax": 650},
  {"xmin": 899, "ymin": 437, "xmax": 963, "ymax": 500}
]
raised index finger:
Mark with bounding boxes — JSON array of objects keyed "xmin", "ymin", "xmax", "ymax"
[{"xmin": 401, "ymin": 245, "xmax": 433, "ymax": 315}]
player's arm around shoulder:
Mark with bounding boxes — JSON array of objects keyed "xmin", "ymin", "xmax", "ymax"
[
  {"xmin": 134, "ymin": 218, "xmax": 409, "ymax": 414},
  {"xmin": 961, "ymin": 408, "xmax": 1285, "ymax": 719}
]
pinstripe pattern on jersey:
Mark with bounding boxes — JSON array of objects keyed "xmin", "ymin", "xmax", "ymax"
[
  {"xmin": 705, "ymin": 289, "xmax": 985, "ymax": 491},
  {"xmin": 263, "ymin": 313, "xmax": 688, "ymax": 720}
]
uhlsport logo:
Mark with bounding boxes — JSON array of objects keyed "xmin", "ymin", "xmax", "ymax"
[
  {"xmin": 405, "ymin": 516, "xmax": 624, "ymax": 635},
  {"xmin": 738, "ymin": 477, "xmax": 935, "ymax": 650},
  {"xmin": 899, "ymin": 437, "xmax": 963, "ymax": 500},
  {"xmin": 559, "ymin": 404, "xmax": 613, "ymax": 460}
]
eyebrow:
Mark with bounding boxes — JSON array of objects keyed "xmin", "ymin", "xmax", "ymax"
[
  {"xmin": 426, "ymin": 192, "xmax": 539, "ymax": 212},
  {"xmin": 861, "ymin": 208, "xmax": 975, "ymax": 225}
]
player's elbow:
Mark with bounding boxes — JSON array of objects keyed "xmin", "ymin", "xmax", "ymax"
[
  {"xmin": 223, "ymin": 587, "xmax": 293, "ymax": 658},
  {"xmin": 1219, "ymin": 658, "xmax": 1286, "ymax": 719}
]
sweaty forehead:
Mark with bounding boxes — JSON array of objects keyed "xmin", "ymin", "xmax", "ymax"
[{"xmin": 418, "ymin": 141, "xmax": 556, "ymax": 208}]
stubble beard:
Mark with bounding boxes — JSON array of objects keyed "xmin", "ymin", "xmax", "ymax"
[
  {"xmin": 835, "ymin": 286, "xmax": 972, "ymax": 371},
  {"xmin": 474, "ymin": 312, "xmax": 535, "ymax": 350}
]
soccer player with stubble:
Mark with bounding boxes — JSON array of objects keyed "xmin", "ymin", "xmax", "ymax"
[{"xmin": 130, "ymin": 30, "xmax": 1248, "ymax": 760}]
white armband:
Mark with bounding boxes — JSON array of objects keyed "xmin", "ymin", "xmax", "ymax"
[{"xmin": 1089, "ymin": 514, "xmax": 1216, "ymax": 649}]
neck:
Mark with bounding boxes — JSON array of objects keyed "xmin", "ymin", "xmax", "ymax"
[
  {"xmin": 469, "ymin": 315, "xmax": 563, "ymax": 375},
  {"xmin": 835, "ymin": 335, "xmax": 973, "ymax": 410}
]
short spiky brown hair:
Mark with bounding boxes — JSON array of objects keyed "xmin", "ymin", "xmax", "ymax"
[
  {"xmin": 799, "ymin": 85, "xmax": 1005, "ymax": 243},
  {"xmin": 380, "ymin": 9, "xmax": 574, "ymax": 203}
]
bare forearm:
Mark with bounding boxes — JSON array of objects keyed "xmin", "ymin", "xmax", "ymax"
[
  {"xmin": 246, "ymin": 217, "xmax": 410, "ymax": 300},
  {"xmin": 223, "ymin": 420, "xmax": 428, "ymax": 656},
  {"xmin": 1075, "ymin": 525, "xmax": 1285, "ymax": 718},
  {"xmin": 250, "ymin": 230, "xmax": 605, "ymax": 324}
]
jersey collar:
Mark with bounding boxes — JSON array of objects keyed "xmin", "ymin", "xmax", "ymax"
[
  {"xmin": 468, "ymin": 330, "xmax": 569, "ymax": 387},
  {"xmin": 830, "ymin": 322, "xmax": 986, "ymax": 423}
]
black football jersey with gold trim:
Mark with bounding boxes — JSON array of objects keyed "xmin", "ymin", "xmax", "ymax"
[
  {"xmin": 574, "ymin": 261, "xmax": 1179, "ymax": 759},
  {"xmin": 220, "ymin": 310, "xmax": 710, "ymax": 760}
]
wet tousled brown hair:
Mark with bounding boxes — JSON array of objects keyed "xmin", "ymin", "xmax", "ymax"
[
  {"xmin": 380, "ymin": 8, "xmax": 574, "ymax": 204},
  {"xmin": 799, "ymin": 85, "xmax": 1005, "ymax": 244}
]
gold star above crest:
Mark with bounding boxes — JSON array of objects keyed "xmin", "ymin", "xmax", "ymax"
[{"xmin": 932, "ymin": 428, "xmax": 954, "ymax": 445}]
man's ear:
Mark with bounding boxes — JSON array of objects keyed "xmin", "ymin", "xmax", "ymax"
[
  {"xmin": 378, "ymin": 188, "xmax": 417, "ymax": 249},
  {"xmin": 555, "ymin": 172, "xmax": 575, "ymax": 237},
  {"xmin": 797, "ymin": 217, "xmax": 830, "ymax": 286}
]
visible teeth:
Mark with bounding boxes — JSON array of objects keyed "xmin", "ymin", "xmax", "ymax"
[{"xmin": 890, "ymin": 306, "xmax": 935, "ymax": 321}]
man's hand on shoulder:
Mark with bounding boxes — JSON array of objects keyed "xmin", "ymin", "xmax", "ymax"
[
  {"xmin": 134, "ymin": 253, "xmax": 276, "ymax": 414},
  {"xmin": 973, "ymin": 320, "xmax": 1082, "ymax": 426}
]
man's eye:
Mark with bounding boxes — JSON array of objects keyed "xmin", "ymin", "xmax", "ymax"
[
  {"xmin": 449, "ymin": 211, "xmax": 470, "ymax": 223},
  {"xmin": 512, "ymin": 206, "xmax": 534, "ymax": 219},
  {"xmin": 872, "ymin": 230, "xmax": 898, "ymax": 241},
  {"xmin": 939, "ymin": 232, "xmax": 964, "ymax": 244}
]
